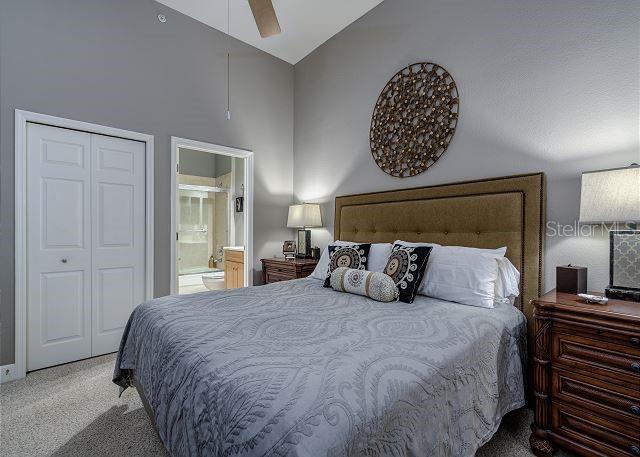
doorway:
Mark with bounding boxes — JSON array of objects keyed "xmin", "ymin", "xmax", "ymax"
[{"xmin": 170, "ymin": 138, "xmax": 253, "ymax": 295}]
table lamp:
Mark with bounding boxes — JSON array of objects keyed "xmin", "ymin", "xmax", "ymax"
[
  {"xmin": 287, "ymin": 203, "xmax": 322, "ymax": 259},
  {"xmin": 579, "ymin": 163, "xmax": 640, "ymax": 301}
]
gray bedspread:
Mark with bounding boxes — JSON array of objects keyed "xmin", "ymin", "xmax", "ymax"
[{"xmin": 114, "ymin": 278, "xmax": 526, "ymax": 457}]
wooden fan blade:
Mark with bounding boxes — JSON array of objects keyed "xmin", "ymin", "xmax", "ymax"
[{"xmin": 248, "ymin": 0, "xmax": 281, "ymax": 38}]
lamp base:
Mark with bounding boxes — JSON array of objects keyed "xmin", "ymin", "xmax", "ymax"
[
  {"xmin": 607, "ymin": 230, "xmax": 640, "ymax": 302},
  {"xmin": 296, "ymin": 229, "xmax": 311, "ymax": 259},
  {"xmin": 605, "ymin": 287, "xmax": 640, "ymax": 302}
]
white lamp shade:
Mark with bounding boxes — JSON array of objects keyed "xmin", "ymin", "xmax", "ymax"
[
  {"xmin": 287, "ymin": 203, "xmax": 322, "ymax": 228},
  {"xmin": 579, "ymin": 166, "xmax": 640, "ymax": 223}
]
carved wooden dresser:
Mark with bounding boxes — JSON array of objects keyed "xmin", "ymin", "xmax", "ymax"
[{"xmin": 530, "ymin": 290, "xmax": 640, "ymax": 456}]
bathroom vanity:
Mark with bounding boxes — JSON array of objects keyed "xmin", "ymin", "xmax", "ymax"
[{"xmin": 223, "ymin": 247, "xmax": 245, "ymax": 289}]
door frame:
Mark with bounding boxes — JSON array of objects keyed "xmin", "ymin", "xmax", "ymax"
[
  {"xmin": 170, "ymin": 136, "xmax": 254, "ymax": 295},
  {"xmin": 14, "ymin": 109, "xmax": 155, "ymax": 381}
]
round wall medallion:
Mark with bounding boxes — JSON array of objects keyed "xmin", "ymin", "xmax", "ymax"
[{"xmin": 370, "ymin": 62, "xmax": 459, "ymax": 178}]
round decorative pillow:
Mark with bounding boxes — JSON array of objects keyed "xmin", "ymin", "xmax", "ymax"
[{"xmin": 330, "ymin": 267, "xmax": 398, "ymax": 303}]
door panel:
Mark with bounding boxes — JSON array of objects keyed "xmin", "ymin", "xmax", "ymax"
[
  {"xmin": 97, "ymin": 267, "xmax": 135, "ymax": 333},
  {"xmin": 91, "ymin": 134, "xmax": 145, "ymax": 356},
  {"xmin": 41, "ymin": 178, "xmax": 85, "ymax": 249},
  {"xmin": 97, "ymin": 183, "xmax": 134, "ymax": 247},
  {"xmin": 41, "ymin": 271, "xmax": 86, "ymax": 344},
  {"xmin": 27, "ymin": 123, "xmax": 92, "ymax": 371}
]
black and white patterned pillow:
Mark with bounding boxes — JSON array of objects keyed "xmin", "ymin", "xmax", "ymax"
[
  {"xmin": 383, "ymin": 244, "xmax": 433, "ymax": 303},
  {"xmin": 323, "ymin": 244, "xmax": 371, "ymax": 287}
]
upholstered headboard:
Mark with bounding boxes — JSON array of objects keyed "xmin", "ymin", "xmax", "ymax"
[{"xmin": 334, "ymin": 173, "xmax": 546, "ymax": 326}]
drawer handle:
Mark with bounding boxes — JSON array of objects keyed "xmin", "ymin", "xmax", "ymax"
[
  {"xmin": 631, "ymin": 337, "xmax": 640, "ymax": 346},
  {"xmin": 631, "ymin": 362, "xmax": 640, "ymax": 373},
  {"xmin": 631, "ymin": 405, "xmax": 640, "ymax": 416},
  {"xmin": 630, "ymin": 445, "xmax": 640, "ymax": 456}
]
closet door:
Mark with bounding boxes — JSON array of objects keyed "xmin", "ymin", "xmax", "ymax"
[
  {"xmin": 27, "ymin": 124, "xmax": 92, "ymax": 371},
  {"xmin": 91, "ymin": 134, "xmax": 145, "ymax": 356}
]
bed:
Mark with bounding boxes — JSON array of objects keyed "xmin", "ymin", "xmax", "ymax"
[{"xmin": 114, "ymin": 172, "xmax": 546, "ymax": 457}]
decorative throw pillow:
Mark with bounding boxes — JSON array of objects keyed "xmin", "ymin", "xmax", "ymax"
[
  {"xmin": 330, "ymin": 267, "xmax": 398, "ymax": 302},
  {"xmin": 323, "ymin": 243, "xmax": 371, "ymax": 287},
  {"xmin": 383, "ymin": 244, "xmax": 433, "ymax": 303},
  {"xmin": 310, "ymin": 242, "xmax": 391, "ymax": 279}
]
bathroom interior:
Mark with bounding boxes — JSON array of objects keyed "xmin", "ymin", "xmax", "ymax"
[{"xmin": 177, "ymin": 147, "xmax": 245, "ymax": 295}]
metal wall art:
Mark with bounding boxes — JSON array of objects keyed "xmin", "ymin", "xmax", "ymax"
[{"xmin": 370, "ymin": 62, "xmax": 459, "ymax": 178}]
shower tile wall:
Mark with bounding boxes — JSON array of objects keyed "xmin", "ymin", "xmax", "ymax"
[{"xmin": 177, "ymin": 172, "xmax": 231, "ymax": 274}]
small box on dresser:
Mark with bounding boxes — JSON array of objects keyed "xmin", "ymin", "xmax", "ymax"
[
  {"xmin": 556, "ymin": 265, "xmax": 588, "ymax": 294},
  {"xmin": 530, "ymin": 289, "xmax": 640, "ymax": 457}
]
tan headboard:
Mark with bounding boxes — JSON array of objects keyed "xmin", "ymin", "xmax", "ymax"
[{"xmin": 334, "ymin": 173, "xmax": 546, "ymax": 325}]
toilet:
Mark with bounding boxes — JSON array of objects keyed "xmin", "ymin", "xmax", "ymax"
[{"xmin": 202, "ymin": 270, "xmax": 225, "ymax": 291}]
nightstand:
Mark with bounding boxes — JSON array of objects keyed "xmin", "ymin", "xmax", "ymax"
[
  {"xmin": 530, "ymin": 289, "xmax": 640, "ymax": 457},
  {"xmin": 261, "ymin": 258, "xmax": 318, "ymax": 284}
]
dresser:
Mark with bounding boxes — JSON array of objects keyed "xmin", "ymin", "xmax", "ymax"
[
  {"xmin": 224, "ymin": 248, "xmax": 244, "ymax": 290},
  {"xmin": 261, "ymin": 258, "xmax": 318, "ymax": 284},
  {"xmin": 530, "ymin": 290, "xmax": 640, "ymax": 457}
]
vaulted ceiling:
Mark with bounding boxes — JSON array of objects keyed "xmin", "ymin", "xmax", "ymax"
[{"xmin": 155, "ymin": 0, "xmax": 385, "ymax": 64}]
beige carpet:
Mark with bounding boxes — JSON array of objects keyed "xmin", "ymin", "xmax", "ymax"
[{"xmin": 1, "ymin": 354, "xmax": 571, "ymax": 456}]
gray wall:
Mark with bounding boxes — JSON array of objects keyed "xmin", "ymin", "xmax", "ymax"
[
  {"xmin": 293, "ymin": 0, "xmax": 640, "ymax": 294},
  {"xmin": 179, "ymin": 148, "xmax": 232, "ymax": 179},
  {"xmin": 0, "ymin": 0, "xmax": 294, "ymax": 364}
]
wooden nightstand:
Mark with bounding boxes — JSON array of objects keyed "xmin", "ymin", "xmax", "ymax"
[
  {"xmin": 261, "ymin": 258, "xmax": 318, "ymax": 284},
  {"xmin": 530, "ymin": 289, "xmax": 640, "ymax": 457}
]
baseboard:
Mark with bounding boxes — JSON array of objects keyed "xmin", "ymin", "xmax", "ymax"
[{"xmin": 1, "ymin": 364, "xmax": 17, "ymax": 383}]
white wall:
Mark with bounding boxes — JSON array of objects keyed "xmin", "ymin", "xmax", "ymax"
[{"xmin": 293, "ymin": 0, "xmax": 640, "ymax": 293}]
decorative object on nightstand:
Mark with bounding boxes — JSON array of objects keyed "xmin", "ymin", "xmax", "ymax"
[
  {"xmin": 529, "ymin": 289, "xmax": 640, "ymax": 457},
  {"xmin": 556, "ymin": 265, "xmax": 587, "ymax": 294},
  {"xmin": 261, "ymin": 257, "xmax": 318, "ymax": 284},
  {"xmin": 287, "ymin": 203, "xmax": 322, "ymax": 258},
  {"xmin": 580, "ymin": 164, "xmax": 640, "ymax": 302},
  {"xmin": 282, "ymin": 240, "xmax": 296, "ymax": 259}
]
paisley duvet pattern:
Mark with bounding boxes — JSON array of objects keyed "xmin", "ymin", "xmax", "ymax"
[{"xmin": 114, "ymin": 278, "xmax": 526, "ymax": 457}]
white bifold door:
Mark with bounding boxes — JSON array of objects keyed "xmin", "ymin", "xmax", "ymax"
[{"xmin": 27, "ymin": 123, "xmax": 146, "ymax": 371}]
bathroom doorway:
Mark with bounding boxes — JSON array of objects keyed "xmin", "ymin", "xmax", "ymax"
[{"xmin": 170, "ymin": 138, "xmax": 253, "ymax": 295}]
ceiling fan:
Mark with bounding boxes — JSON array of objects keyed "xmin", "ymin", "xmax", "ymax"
[{"xmin": 247, "ymin": 0, "xmax": 281, "ymax": 38}]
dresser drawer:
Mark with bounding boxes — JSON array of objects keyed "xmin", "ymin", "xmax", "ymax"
[
  {"xmin": 552, "ymin": 403, "xmax": 640, "ymax": 457},
  {"xmin": 264, "ymin": 263, "xmax": 295, "ymax": 275},
  {"xmin": 552, "ymin": 332, "xmax": 640, "ymax": 384},
  {"xmin": 265, "ymin": 271, "xmax": 291, "ymax": 283},
  {"xmin": 552, "ymin": 368, "xmax": 640, "ymax": 425},
  {"xmin": 555, "ymin": 321, "xmax": 640, "ymax": 352}
]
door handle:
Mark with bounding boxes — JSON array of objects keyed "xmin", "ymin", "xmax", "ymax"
[{"xmin": 61, "ymin": 258, "xmax": 68, "ymax": 264}]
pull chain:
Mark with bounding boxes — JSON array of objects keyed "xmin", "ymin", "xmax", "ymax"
[{"xmin": 226, "ymin": 0, "xmax": 231, "ymax": 120}]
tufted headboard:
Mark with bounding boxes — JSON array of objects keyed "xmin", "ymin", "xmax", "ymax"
[{"xmin": 334, "ymin": 173, "xmax": 546, "ymax": 326}]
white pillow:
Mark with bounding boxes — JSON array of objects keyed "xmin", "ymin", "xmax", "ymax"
[
  {"xmin": 394, "ymin": 240, "xmax": 505, "ymax": 308},
  {"xmin": 310, "ymin": 241, "xmax": 392, "ymax": 279},
  {"xmin": 495, "ymin": 257, "xmax": 521, "ymax": 304}
]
